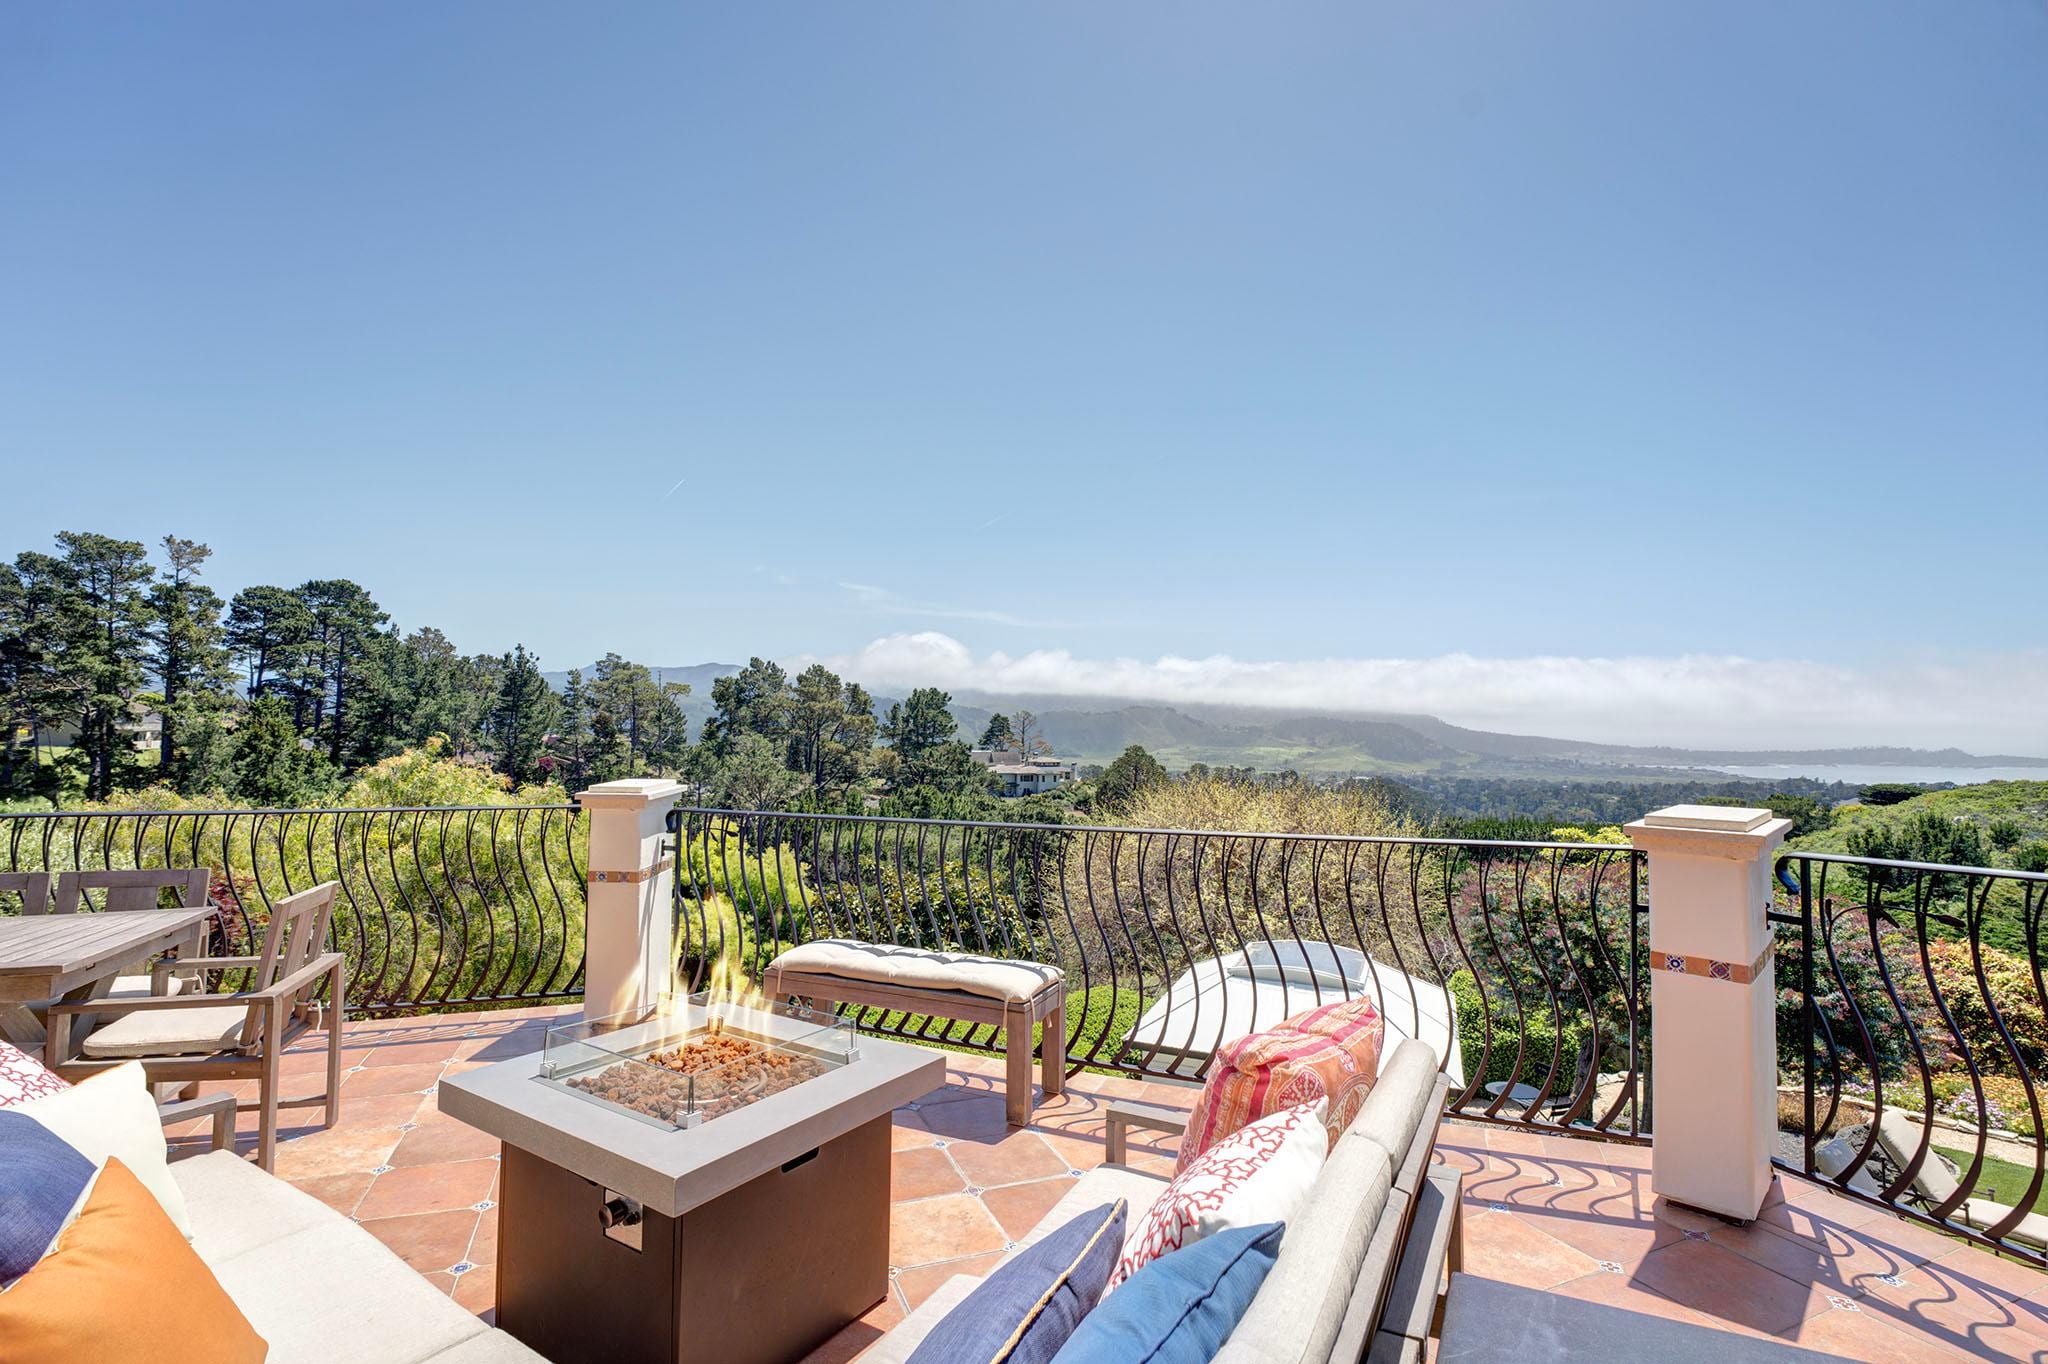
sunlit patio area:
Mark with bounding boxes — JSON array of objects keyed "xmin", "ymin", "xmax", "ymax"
[{"xmin": 152, "ymin": 1006, "xmax": 2048, "ymax": 1363}]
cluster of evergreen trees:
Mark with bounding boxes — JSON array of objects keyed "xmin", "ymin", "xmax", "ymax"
[
  {"xmin": 0, "ymin": 530, "xmax": 688, "ymax": 806},
  {"xmin": 687, "ymin": 658, "xmax": 995, "ymax": 810}
]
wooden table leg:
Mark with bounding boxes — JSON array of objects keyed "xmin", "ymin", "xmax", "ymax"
[{"xmin": 1041, "ymin": 992, "xmax": 1064, "ymax": 1099}]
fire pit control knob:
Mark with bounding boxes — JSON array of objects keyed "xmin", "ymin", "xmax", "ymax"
[{"xmin": 599, "ymin": 1194, "xmax": 643, "ymax": 1231}]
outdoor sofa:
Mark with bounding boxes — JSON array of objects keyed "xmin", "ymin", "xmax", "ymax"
[
  {"xmin": 863, "ymin": 1037, "xmax": 1462, "ymax": 1363},
  {"xmin": 168, "ymin": 1100, "xmax": 543, "ymax": 1364}
]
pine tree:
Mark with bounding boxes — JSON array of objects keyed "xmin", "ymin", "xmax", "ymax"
[
  {"xmin": 292, "ymin": 579, "xmax": 387, "ymax": 764},
  {"xmin": 146, "ymin": 536, "xmax": 236, "ymax": 793},
  {"xmin": 57, "ymin": 531, "xmax": 154, "ymax": 800},
  {"xmin": 490, "ymin": 645, "xmax": 559, "ymax": 784},
  {"xmin": 978, "ymin": 713, "xmax": 1014, "ymax": 750},
  {"xmin": 227, "ymin": 696, "xmax": 336, "ymax": 806},
  {"xmin": 224, "ymin": 585, "xmax": 313, "ymax": 698},
  {"xmin": 0, "ymin": 551, "xmax": 80, "ymax": 799}
]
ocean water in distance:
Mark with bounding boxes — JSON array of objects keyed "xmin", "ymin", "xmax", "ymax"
[{"xmin": 1704, "ymin": 764, "xmax": 2048, "ymax": 787}]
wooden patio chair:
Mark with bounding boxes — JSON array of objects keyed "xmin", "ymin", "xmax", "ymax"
[
  {"xmin": 0, "ymin": 872, "xmax": 54, "ymax": 1047},
  {"xmin": 45, "ymin": 881, "xmax": 346, "ymax": 1171},
  {"xmin": 48, "ymin": 867, "xmax": 215, "ymax": 997},
  {"xmin": 0, "ymin": 869, "xmax": 53, "ymax": 915}
]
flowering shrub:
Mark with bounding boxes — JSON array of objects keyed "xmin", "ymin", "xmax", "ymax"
[
  {"xmin": 1930, "ymin": 1073, "xmax": 2041, "ymax": 1138},
  {"xmin": 1923, "ymin": 939, "xmax": 2048, "ymax": 1070}
]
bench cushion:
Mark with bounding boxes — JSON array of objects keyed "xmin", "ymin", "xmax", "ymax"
[{"xmin": 771, "ymin": 940, "xmax": 1063, "ymax": 1005}]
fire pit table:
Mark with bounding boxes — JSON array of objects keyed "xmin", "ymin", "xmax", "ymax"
[{"xmin": 438, "ymin": 993, "xmax": 945, "ymax": 1364}]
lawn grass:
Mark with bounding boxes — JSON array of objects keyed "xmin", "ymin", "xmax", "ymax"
[{"xmin": 1935, "ymin": 1145, "xmax": 2048, "ymax": 1215}]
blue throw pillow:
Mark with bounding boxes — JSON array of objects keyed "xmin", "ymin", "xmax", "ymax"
[
  {"xmin": 1050, "ymin": 1221, "xmax": 1284, "ymax": 1364},
  {"xmin": 907, "ymin": 1200, "xmax": 1127, "ymax": 1364},
  {"xmin": 0, "ymin": 1110, "xmax": 97, "ymax": 1287}
]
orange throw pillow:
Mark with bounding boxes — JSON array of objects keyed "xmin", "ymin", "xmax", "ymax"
[
  {"xmin": 1177, "ymin": 995, "xmax": 1386, "ymax": 1173},
  {"xmin": 0, "ymin": 1158, "xmax": 267, "ymax": 1364}
]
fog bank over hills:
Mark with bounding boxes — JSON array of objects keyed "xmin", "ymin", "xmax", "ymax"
[{"xmin": 541, "ymin": 663, "xmax": 2047, "ymax": 780}]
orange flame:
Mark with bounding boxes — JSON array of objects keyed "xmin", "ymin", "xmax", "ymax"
[{"xmin": 694, "ymin": 956, "xmax": 767, "ymax": 1038}]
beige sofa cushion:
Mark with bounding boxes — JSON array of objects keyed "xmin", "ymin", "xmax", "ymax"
[
  {"xmin": 771, "ymin": 939, "xmax": 1063, "ymax": 1004},
  {"xmin": 1348, "ymin": 1039, "xmax": 1440, "ymax": 1188},
  {"xmin": 1011, "ymin": 1163, "xmax": 1171, "ymax": 1258},
  {"xmin": 174, "ymin": 1149, "xmax": 334, "ymax": 1264},
  {"xmin": 82, "ymin": 1001, "xmax": 250, "ymax": 1057},
  {"xmin": 210, "ymin": 1217, "xmax": 490, "ymax": 1364},
  {"xmin": 424, "ymin": 1331, "xmax": 552, "ymax": 1363},
  {"xmin": 176, "ymin": 1150, "xmax": 542, "ymax": 1364}
]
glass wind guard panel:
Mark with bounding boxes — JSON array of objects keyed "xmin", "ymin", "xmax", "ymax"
[{"xmin": 537, "ymin": 992, "xmax": 858, "ymax": 1130}]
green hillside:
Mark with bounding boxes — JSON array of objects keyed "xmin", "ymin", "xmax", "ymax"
[{"xmin": 1791, "ymin": 781, "xmax": 2048, "ymax": 861}]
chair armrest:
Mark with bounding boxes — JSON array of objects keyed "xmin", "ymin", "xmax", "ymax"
[
  {"xmin": 152, "ymin": 955, "xmax": 261, "ymax": 991},
  {"xmin": 49, "ymin": 991, "xmax": 266, "ymax": 1017},
  {"xmin": 1105, "ymin": 1098, "xmax": 1189, "ymax": 1164},
  {"xmin": 158, "ymin": 1091, "xmax": 236, "ymax": 1155},
  {"xmin": 256, "ymin": 952, "xmax": 345, "ymax": 1007}
]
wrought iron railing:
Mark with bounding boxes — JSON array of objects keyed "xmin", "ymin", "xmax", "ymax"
[
  {"xmin": 668, "ymin": 807, "xmax": 1651, "ymax": 1141},
  {"xmin": 0, "ymin": 805, "xmax": 586, "ymax": 1013},
  {"xmin": 1775, "ymin": 851, "xmax": 2048, "ymax": 1264}
]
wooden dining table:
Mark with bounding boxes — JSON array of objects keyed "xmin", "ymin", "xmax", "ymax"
[{"xmin": 0, "ymin": 908, "xmax": 215, "ymax": 1054}]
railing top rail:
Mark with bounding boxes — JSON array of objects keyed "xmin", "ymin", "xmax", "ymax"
[
  {"xmin": 1778, "ymin": 849, "xmax": 2048, "ymax": 883},
  {"xmin": 670, "ymin": 805, "xmax": 1635, "ymax": 854},
  {"xmin": 0, "ymin": 804, "xmax": 582, "ymax": 818}
]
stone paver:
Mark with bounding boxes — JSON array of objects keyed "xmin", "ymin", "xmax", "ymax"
[
  {"xmin": 1436, "ymin": 1122, "xmax": 2048, "ymax": 1361},
  {"xmin": 165, "ymin": 1007, "xmax": 2048, "ymax": 1362}
]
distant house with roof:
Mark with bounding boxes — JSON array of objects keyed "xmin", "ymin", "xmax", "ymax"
[{"xmin": 970, "ymin": 747, "xmax": 1078, "ymax": 798}]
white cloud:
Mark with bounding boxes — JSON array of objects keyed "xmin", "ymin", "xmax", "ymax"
[{"xmin": 812, "ymin": 632, "xmax": 2048, "ymax": 754}]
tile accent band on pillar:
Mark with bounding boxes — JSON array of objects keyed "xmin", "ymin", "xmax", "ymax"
[
  {"xmin": 1647, "ymin": 940, "xmax": 1774, "ymax": 985},
  {"xmin": 587, "ymin": 855, "xmax": 675, "ymax": 886}
]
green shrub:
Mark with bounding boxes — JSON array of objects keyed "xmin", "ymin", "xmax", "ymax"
[{"xmin": 1447, "ymin": 969, "xmax": 1594, "ymax": 1090}]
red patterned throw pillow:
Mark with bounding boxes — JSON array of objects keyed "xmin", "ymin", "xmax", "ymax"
[
  {"xmin": 1177, "ymin": 995, "xmax": 1385, "ymax": 1173},
  {"xmin": 0, "ymin": 1042, "xmax": 68, "ymax": 1108},
  {"xmin": 1109, "ymin": 1098, "xmax": 1326, "ymax": 1290}
]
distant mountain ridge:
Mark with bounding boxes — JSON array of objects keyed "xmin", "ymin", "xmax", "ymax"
[{"xmin": 539, "ymin": 662, "xmax": 2048, "ymax": 779}]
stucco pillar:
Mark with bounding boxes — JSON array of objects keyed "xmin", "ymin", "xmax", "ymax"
[
  {"xmin": 1626, "ymin": 803, "xmax": 1792, "ymax": 1222},
  {"xmin": 576, "ymin": 778, "xmax": 684, "ymax": 1022}
]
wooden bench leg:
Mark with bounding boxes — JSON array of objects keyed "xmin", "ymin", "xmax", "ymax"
[
  {"xmin": 1040, "ymin": 993, "xmax": 1064, "ymax": 1100},
  {"xmin": 1004, "ymin": 1002, "xmax": 1031, "ymax": 1127}
]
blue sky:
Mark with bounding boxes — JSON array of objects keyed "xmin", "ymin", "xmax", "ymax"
[{"xmin": 3, "ymin": 5, "xmax": 2044, "ymax": 748}]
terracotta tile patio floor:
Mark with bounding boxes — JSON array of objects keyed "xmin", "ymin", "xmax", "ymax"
[{"xmin": 165, "ymin": 1007, "xmax": 2048, "ymax": 1362}]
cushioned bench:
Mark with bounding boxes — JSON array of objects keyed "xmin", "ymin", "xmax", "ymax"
[
  {"xmin": 864, "ymin": 1038, "xmax": 1461, "ymax": 1363},
  {"xmin": 764, "ymin": 939, "xmax": 1065, "ymax": 1126}
]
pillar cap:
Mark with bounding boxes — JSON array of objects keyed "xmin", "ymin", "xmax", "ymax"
[
  {"xmin": 1627, "ymin": 804, "xmax": 1792, "ymax": 858},
  {"xmin": 575, "ymin": 778, "xmax": 686, "ymax": 809},
  {"xmin": 1640, "ymin": 804, "xmax": 1773, "ymax": 832}
]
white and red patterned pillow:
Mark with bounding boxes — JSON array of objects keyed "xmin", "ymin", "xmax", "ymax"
[
  {"xmin": 0, "ymin": 1040, "xmax": 69, "ymax": 1107},
  {"xmin": 1109, "ymin": 1097, "xmax": 1327, "ymax": 1289}
]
